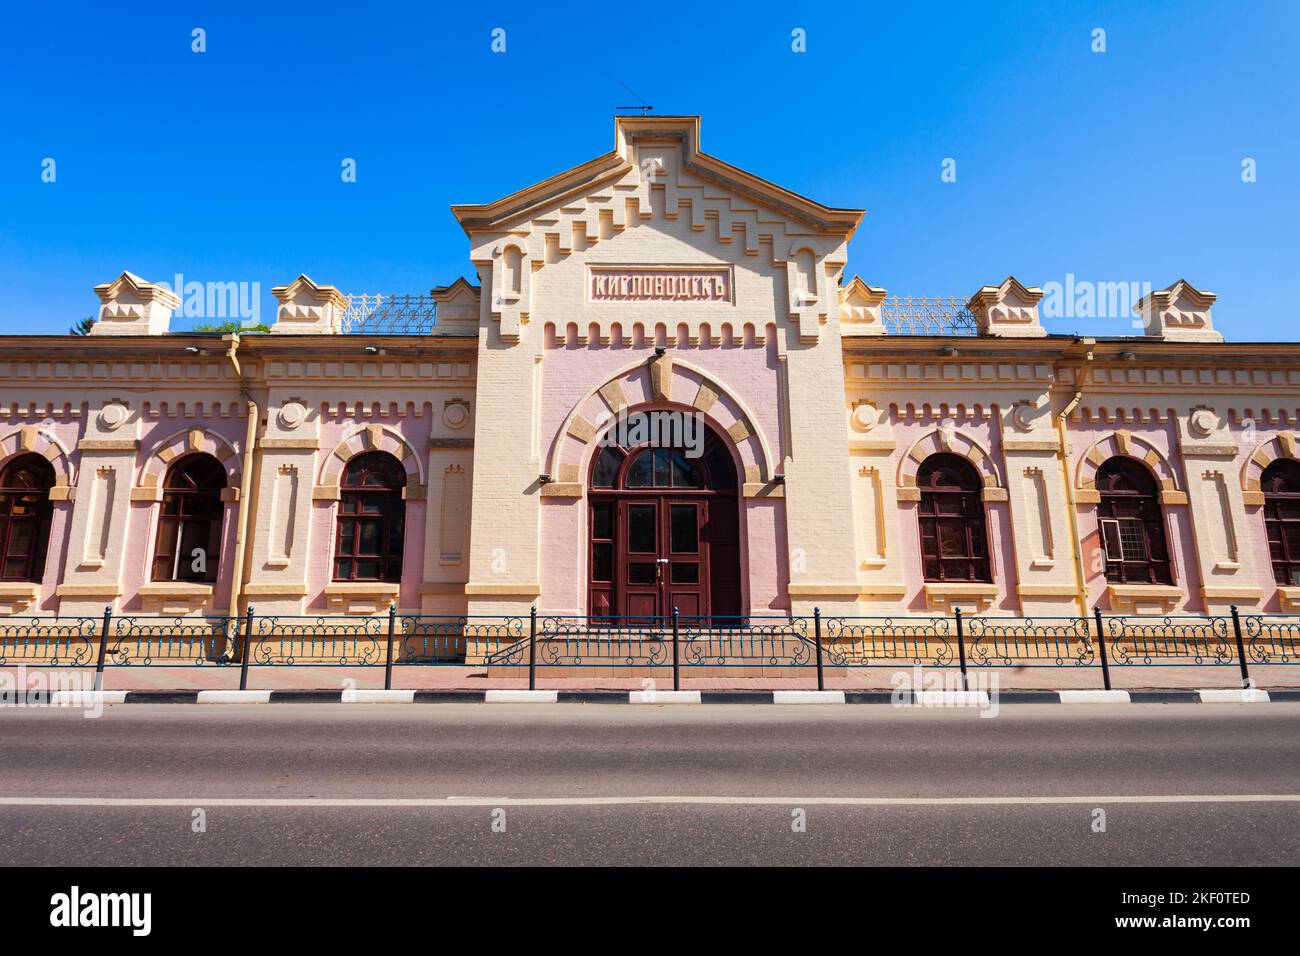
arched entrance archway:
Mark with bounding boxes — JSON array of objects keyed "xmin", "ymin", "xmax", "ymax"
[{"xmin": 587, "ymin": 417, "xmax": 741, "ymax": 620}]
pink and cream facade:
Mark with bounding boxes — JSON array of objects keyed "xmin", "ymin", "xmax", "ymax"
[{"xmin": 3, "ymin": 115, "xmax": 1299, "ymax": 624}]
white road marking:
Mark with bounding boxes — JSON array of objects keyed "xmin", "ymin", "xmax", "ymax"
[{"xmin": 0, "ymin": 794, "xmax": 1296, "ymax": 808}]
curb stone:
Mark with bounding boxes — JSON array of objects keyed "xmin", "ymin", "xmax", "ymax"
[{"xmin": 18, "ymin": 688, "xmax": 1293, "ymax": 705}]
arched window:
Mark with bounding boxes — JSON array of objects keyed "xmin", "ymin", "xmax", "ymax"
[
  {"xmin": 0, "ymin": 454, "xmax": 55, "ymax": 583},
  {"xmin": 1261, "ymin": 459, "xmax": 1300, "ymax": 585},
  {"xmin": 917, "ymin": 454, "xmax": 991, "ymax": 583},
  {"xmin": 1096, "ymin": 456, "xmax": 1173, "ymax": 585},
  {"xmin": 153, "ymin": 454, "xmax": 227, "ymax": 583},
  {"xmin": 334, "ymin": 451, "xmax": 406, "ymax": 582}
]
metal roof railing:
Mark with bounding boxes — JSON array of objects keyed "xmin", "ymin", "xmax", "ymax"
[
  {"xmin": 880, "ymin": 296, "xmax": 979, "ymax": 336},
  {"xmin": 334, "ymin": 291, "xmax": 979, "ymax": 337},
  {"xmin": 339, "ymin": 294, "xmax": 438, "ymax": 334}
]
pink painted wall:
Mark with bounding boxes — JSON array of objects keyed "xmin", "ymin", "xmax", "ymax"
[
  {"xmin": 886, "ymin": 410, "xmax": 1020, "ymax": 613},
  {"xmin": 1230, "ymin": 417, "xmax": 1292, "ymax": 613},
  {"xmin": 539, "ymin": 332, "xmax": 785, "ymax": 471},
  {"xmin": 1066, "ymin": 417, "xmax": 1200, "ymax": 612},
  {"xmin": 119, "ymin": 412, "xmax": 246, "ymax": 615},
  {"xmin": 14, "ymin": 417, "xmax": 82, "ymax": 613},
  {"xmin": 304, "ymin": 405, "xmax": 434, "ymax": 612}
]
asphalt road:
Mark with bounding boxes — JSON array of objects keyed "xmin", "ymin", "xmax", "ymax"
[{"xmin": 1, "ymin": 703, "xmax": 1297, "ymax": 865}]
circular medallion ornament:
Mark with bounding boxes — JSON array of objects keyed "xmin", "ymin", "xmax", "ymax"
[
  {"xmin": 1011, "ymin": 402, "xmax": 1037, "ymax": 432},
  {"xmin": 98, "ymin": 403, "xmax": 128, "ymax": 432},
  {"xmin": 851, "ymin": 402, "xmax": 878, "ymax": 433},
  {"xmin": 1188, "ymin": 407, "xmax": 1218, "ymax": 439},
  {"xmin": 277, "ymin": 401, "xmax": 307, "ymax": 431},
  {"xmin": 443, "ymin": 400, "xmax": 471, "ymax": 430}
]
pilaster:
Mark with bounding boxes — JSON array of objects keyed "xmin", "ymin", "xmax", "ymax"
[
  {"xmin": 999, "ymin": 397, "xmax": 1079, "ymax": 614},
  {"xmin": 55, "ymin": 400, "xmax": 140, "ymax": 614},
  {"xmin": 244, "ymin": 395, "xmax": 318, "ymax": 613},
  {"xmin": 1175, "ymin": 404, "xmax": 1261, "ymax": 612}
]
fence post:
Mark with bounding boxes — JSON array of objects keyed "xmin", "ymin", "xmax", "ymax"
[
  {"xmin": 1230, "ymin": 604, "xmax": 1251, "ymax": 689},
  {"xmin": 528, "ymin": 606, "xmax": 537, "ymax": 691},
  {"xmin": 1093, "ymin": 606, "xmax": 1112, "ymax": 691},
  {"xmin": 94, "ymin": 605, "xmax": 113, "ymax": 692},
  {"xmin": 813, "ymin": 606, "xmax": 825, "ymax": 692},
  {"xmin": 238, "ymin": 605, "xmax": 255, "ymax": 692},
  {"xmin": 953, "ymin": 606, "xmax": 968, "ymax": 692},
  {"xmin": 672, "ymin": 606, "xmax": 681, "ymax": 692},
  {"xmin": 384, "ymin": 602, "xmax": 397, "ymax": 691}
]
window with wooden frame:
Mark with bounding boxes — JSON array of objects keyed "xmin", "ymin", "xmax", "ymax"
[
  {"xmin": 334, "ymin": 451, "xmax": 406, "ymax": 583},
  {"xmin": 0, "ymin": 454, "xmax": 55, "ymax": 583},
  {"xmin": 1261, "ymin": 458, "xmax": 1300, "ymax": 586},
  {"xmin": 916, "ymin": 453, "xmax": 992, "ymax": 583},
  {"xmin": 1096, "ymin": 456, "xmax": 1173, "ymax": 585},
  {"xmin": 152, "ymin": 454, "xmax": 227, "ymax": 583}
]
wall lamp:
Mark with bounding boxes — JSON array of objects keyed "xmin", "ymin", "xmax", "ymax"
[
  {"xmin": 1118, "ymin": 350, "xmax": 1137, "ymax": 361},
  {"xmin": 363, "ymin": 345, "xmax": 380, "ymax": 354},
  {"xmin": 772, "ymin": 475, "xmax": 786, "ymax": 484},
  {"xmin": 538, "ymin": 473, "xmax": 553, "ymax": 485},
  {"xmin": 184, "ymin": 345, "xmax": 202, "ymax": 355},
  {"xmin": 939, "ymin": 346, "xmax": 959, "ymax": 357},
  {"xmin": 654, "ymin": 346, "xmax": 667, "ymax": 357}
]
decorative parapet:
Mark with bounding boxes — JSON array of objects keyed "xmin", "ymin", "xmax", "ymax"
[
  {"xmin": 428, "ymin": 277, "xmax": 479, "ymax": 334},
  {"xmin": 90, "ymin": 272, "xmax": 181, "ymax": 336},
  {"xmin": 270, "ymin": 275, "xmax": 349, "ymax": 334},
  {"xmin": 839, "ymin": 276, "xmax": 888, "ymax": 334},
  {"xmin": 1135, "ymin": 279, "xmax": 1222, "ymax": 343},
  {"xmin": 966, "ymin": 276, "xmax": 1047, "ymax": 338}
]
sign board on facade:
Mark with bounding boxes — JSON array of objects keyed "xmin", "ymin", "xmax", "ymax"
[{"xmin": 589, "ymin": 266, "xmax": 732, "ymax": 304}]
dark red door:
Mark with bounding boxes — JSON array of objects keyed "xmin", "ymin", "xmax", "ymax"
[
  {"xmin": 587, "ymin": 433, "xmax": 741, "ymax": 621},
  {"xmin": 619, "ymin": 499, "xmax": 663, "ymax": 619},
  {"xmin": 664, "ymin": 499, "xmax": 707, "ymax": 618},
  {"xmin": 615, "ymin": 497, "xmax": 709, "ymax": 620}
]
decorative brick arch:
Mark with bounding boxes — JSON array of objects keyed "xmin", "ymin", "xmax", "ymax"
[
  {"xmin": 140, "ymin": 427, "xmax": 241, "ymax": 492},
  {"xmin": 1241, "ymin": 432, "xmax": 1298, "ymax": 506},
  {"xmin": 320, "ymin": 424, "xmax": 424, "ymax": 497},
  {"xmin": 1075, "ymin": 430, "xmax": 1180, "ymax": 495},
  {"xmin": 0, "ymin": 426, "xmax": 75, "ymax": 498},
  {"xmin": 898, "ymin": 428, "xmax": 1005, "ymax": 493},
  {"xmin": 547, "ymin": 355, "xmax": 776, "ymax": 495}
]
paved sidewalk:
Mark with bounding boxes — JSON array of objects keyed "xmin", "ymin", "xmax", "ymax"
[{"xmin": 10, "ymin": 662, "xmax": 1299, "ymax": 691}]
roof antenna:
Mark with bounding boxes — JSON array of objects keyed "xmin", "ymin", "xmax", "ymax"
[{"xmin": 616, "ymin": 82, "xmax": 653, "ymax": 116}]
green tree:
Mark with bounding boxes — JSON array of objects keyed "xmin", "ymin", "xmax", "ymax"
[
  {"xmin": 69, "ymin": 316, "xmax": 95, "ymax": 335},
  {"xmin": 191, "ymin": 320, "xmax": 272, "ymax": 334}
]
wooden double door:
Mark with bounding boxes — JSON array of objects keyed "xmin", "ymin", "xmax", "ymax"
[{"xmin": 589, "ymin": 493, "xmax": 739, "ymax": 621}]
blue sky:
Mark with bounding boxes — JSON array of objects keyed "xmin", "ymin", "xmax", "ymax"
[{"xmin": 1, "ymin": 0, "xmax": 1296, "ymax": 338}]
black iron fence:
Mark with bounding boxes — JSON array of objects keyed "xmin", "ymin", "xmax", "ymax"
[{"xmin": 0, "ymin": 605, "xmax": 1296, "ymax": 691}]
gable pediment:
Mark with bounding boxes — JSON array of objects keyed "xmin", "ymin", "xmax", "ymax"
[
  {"xmin": 452, "ymin": 116, "xmax": 862, "ymax": 258},
  {"xmin": 454, "ymin": 117, "xmax": 865, "ymax": 345}
]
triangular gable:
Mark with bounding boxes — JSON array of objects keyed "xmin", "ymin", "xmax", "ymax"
[{"xmin": 450, "ymin": 115, "xmax": 864, "ymax": 240}]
